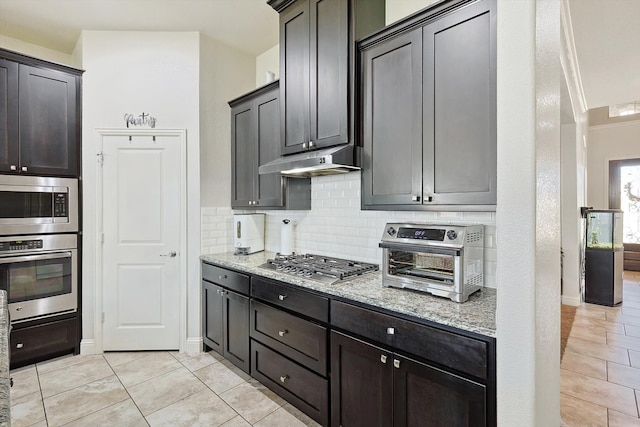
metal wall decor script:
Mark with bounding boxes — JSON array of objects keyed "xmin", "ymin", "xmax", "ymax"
[{"xmin": 124, "ymin": 112, "xmax": 157, "ymax": 128}]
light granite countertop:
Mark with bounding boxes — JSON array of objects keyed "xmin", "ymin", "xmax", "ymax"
[
  {"xmin": 201, "ymin": 251, "xmax": 496, "ymax": 338},
  {"xmin": 0, "ymin": 290, "xmax": 9, "ymax": 426}
]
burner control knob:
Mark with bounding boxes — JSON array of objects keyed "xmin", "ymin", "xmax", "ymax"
[
  {"xmin": 446, "ymin": 230, "xmax": 458, "ymax": 240},
  {"xmin": 387, "ymin": 226, "xmax": 396, "ymax": 236}
]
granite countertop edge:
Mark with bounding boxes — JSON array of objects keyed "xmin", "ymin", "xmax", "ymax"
[
  {"xmin": 201, "ymin": 252, "xmax": 496, "ymax": 339},
  {"xmin": 0, "ymin": 290, "xmax": 9, "ymax": 427}
]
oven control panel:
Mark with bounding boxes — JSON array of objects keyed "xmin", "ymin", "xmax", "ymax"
[{"xmin": 0, "ymin": 239, "xmax": 44, "ymax": 252}]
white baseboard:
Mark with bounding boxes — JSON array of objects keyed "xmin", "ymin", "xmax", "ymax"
[
  {"xmin": 80, "ymin": 339, "xmax": 99, "ymax": 355},
  {"xmin": 184, "ymin": 337, "xmax": 203, "ymax": 354},
  {"xmin": 561, "ymin": 295, "xmax": 581, "ymax": 306}
]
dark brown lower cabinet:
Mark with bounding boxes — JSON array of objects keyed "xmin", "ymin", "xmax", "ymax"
[
  {"xmin": 252, "ymin": 340, "xmax": 329, "ymax": 426},
  {"xmin": 331, "ymin": 331, "xmax": 486, "ymax": 427},
  {"xmin": 331, "ymin": 331, "xmax": 393, "ymax": 427},
  {"xmin": 393, "ymin": 354, "xmax": 486, "ymax": 427},
  {"xmin": 202, "ymin": 280, "xmax": 250, "ymax": 373}
]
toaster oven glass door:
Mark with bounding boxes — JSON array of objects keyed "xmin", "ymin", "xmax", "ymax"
[{"xmin": 386, "ymin": 249, "xmax": 455, "ymax": 286}]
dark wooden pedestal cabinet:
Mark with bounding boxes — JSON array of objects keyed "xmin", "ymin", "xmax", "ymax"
[
  {"xmin": 202, "ymin": 263, "xmax": 250, "ymax": 373},
  {"xmin": 0, "ymin": 48, "xmax": 82, "ymax": 177}
]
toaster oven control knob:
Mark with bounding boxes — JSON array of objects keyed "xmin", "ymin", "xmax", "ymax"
[
  {"xmin": 386, "ymin": 226, "xmax": 396, "ymax": 236},
  {"xmin": 446, "ymin": 230, "xmax": 458, "ymax": 240}
]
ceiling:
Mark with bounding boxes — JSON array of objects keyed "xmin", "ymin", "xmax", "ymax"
[
  {"xmin": 0, "ymin": 0, "xmax": 638, "ymax": 110},
  {"xmin": 0, "ymin": 0, "xmax": 279, "ymax": 57},
  {"xmin": 567, "ymin": 0, "xmax": 640, "ymax": 109}
]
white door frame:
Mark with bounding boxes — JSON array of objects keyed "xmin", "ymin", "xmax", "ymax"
[{"xmin": 94, "ymin": 128, "xmax": 188, "ymax": 353}]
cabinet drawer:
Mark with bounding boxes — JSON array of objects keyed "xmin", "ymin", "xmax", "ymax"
[
  {"xmin": 330, "ymin": 300, "xmax": 488, "ymax": 380},
  {"xmin": 202, "ymin": 262, "xmax": 249, "ymax": 295},
  {"xmin": 251, "ymin": 340, "xmax": 328, "ymax": 426},
  {"xmin": 251, "ymin": 277, "xmax": 328, "ymax": 322},
  {"xmin": 10, "ymin": 317, "xmax": 78, "ymax": 369},
  {"xmin": 250, "ymin": 300, "xmax": 327, "ymax": 375}
]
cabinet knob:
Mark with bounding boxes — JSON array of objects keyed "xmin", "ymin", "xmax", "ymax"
[
  {"xmin": 386, "ymin": 327, "xmax": 395, "ymax": 335},
  {"xmin": 424, "ymin": 195, "xmax": 433, "ymax": 202},
  {"xmin": 278, "ymin": 329, "xmax": 288, "ymax": 337},
  {"xmin": 278, "ymin": 294, "xmax": 287, "ymax": 301},
  {"xmin": 309, "ymin": 141, "xmax": 314, "ymax": 148},
  {"xmin": 411, "ymin": 195, "xmax": 420, "ymax": 202},
  {"xmin": 254, "ymin": 200, "xmax": 259, "ymax": 206},
  {"xmin": 15, "ymin": 307, "xmax": 23, "ymax": 312},
  {"xmin": 302, "ymin": 142, "xmax": 308, "ymax": 149},
  {"xmin": 21, "ymin": 166, "xmax": 28, "ymax": 172},
  {"xmin": 393, "ymin": 359, "xmax": 400, "ymax": 369},
  {"xmin": 16, "ymin": 343, "xmax": 23, "ymax": 349},
  {"xmin": 380, "ymin": 355, "xmax": 387, "ymax": 364},
  {"xmin": 10, "ymin": 165, "xmax": 17, "ymax": 171},
  {"xmin": 280, "ymin": 375, "xmax": 289, "ymax": 383},
  {"xmin": 219, "ymin": 275, "xmax": 227, "ymax": 280}
]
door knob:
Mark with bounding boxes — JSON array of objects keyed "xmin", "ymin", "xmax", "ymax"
[{"xmin": 160, "ymin": 251, "xmax": 177, "ymax": 257}]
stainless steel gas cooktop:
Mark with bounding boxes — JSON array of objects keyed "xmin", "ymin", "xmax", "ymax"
[{"xmin": 260, "ymin": 253, "xmax": 378, "ymax": 284}]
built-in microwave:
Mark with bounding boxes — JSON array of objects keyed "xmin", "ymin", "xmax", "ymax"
[{"xmin": 0, "ymin": 175, "xmax": 78, "ymax": 235}]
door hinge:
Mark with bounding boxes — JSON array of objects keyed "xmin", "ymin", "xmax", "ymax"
[
  {"xmin": 102, "ymin": 312, "xmax": 105, "ymax": 324},
  {"xmin": 97, "ymin": 152, "xmax": 104, "ymax": 166},
  {"xmin": 101, "ymin": 233, "xmax": 104, "ymax": 245}
]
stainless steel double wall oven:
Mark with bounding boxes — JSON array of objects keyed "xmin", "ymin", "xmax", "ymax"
[{"xmin": 0, "ymin": 175, "xmax": 79, "ymax": 322}]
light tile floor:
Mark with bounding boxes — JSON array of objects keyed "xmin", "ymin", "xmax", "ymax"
[
  {"xmin": 9, "ymin": 349, "xmax": 321, "ymax": 427},
  {"xmin": 561, "ymin": 270, "xmax": 640, "ymax": 427}
]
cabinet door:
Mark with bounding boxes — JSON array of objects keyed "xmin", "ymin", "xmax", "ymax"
[
  {"xmin": 423, "ymin": 0, "xmax": 496, "ymax": 206},
  {"xmin": 0, "ymin": 58, "xmax": 19, "ymax": 173},
  {"xmin": 231, "ymin": 101, "xmax": 257, "ymax": 208},
  {"xmin": 10, "ymin": 317, "xmax": 79, "ymax": 369},
  {"xmin": 361, "ymin": 28, "xmax": 423, "ymax": 207},
  {"xmin": 19, "ymin": 65, "xmax": 78, "ymax": 176},
  {"xmin": 330, "ymin": 331, "xmax": 393, "ymax": 427},
  {"xmin": 223, "ymin": 289, "xmax": 250, "ymax": 373},
  {"xmin": 309, "ymin": 0, "xmax": 348, "ymax": 149},
  {"xmin": 202, "ymin": 281, "xmax": 224, "ymax": 354},
  {"xmin": 393, "ymin": 354, "xmax": 486, "ymax": 427},
  {"xmin": 280, "ymin": 0, "xmax": 311, "ymax": 155},
  {"xmin": 255, "ymin": 88, "xmax": 285, "ymax": 208}
]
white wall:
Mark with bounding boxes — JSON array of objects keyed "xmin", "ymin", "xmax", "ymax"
[
  {"xmin": 255, "ymin": 45, "xmax": 279, "ymax": 88},
  {"xmin": 587, "ymin": 120, "xmax": 640, "ymax": 209},
  {"xmin": 559, "ymin": 0, "xmax": 589, "ymax": 306},
  {"xmin": 496, "ymin": 0, "xmax": 561, "ymax": 425},
  {"xmin": 78, "ymin": 30, "xmax": 201, "ymax": 353},
  {"xmin": 385, "ymin": 0, "xmax": 439, "ymax": 24},
  {"xmin": 200, "ymin": 36, "xmax": 255, "ymax": 207}
]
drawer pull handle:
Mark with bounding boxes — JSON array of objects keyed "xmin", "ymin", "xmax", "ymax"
[
  {"xmin": 219, "ymin": 275, "xmax": 227, "ymax": 280},
  {"xmin": 387, "ymin": 327, "xmax": 395, "ymax": 335},
  {"xmin": 278, "ymin": 330, "xmax": 288, "ymax": 337},
  {"xmin": 16, "ymin": 343, "xmax": 23, "ymax": 349},
  {"xmin": 393, "ymin": 359, "xmax": 400, "ymax": 369},
  {"xmin": 380, "ymin": 355, "xmax": 387, "ymax": 364},
  {"xmin": 278, "ymin": 294, "xmax": 287, "ymax": 301},
  {"xmin": 15, "ymin": 307, "xmax": 23, "ymax": 312},
  {"xmin": 280, "ymin": 375, "xmax": 289, "ymax": 383}
]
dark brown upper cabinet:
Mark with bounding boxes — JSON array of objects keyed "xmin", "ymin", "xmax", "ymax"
[
  {"xmin": 360, "ymin": 0, "xmax": 496, "ymax": 211},
  {"xmin": 0, "ymin": 49, "xmax": 82, "ymax": 177},
  {"xmin": 229, "ymin": 81, "xmax": 311, "ymax": 210},
  {"xmin": 269, "ymin": 0, "xmax": 385, "ymax": 155}
]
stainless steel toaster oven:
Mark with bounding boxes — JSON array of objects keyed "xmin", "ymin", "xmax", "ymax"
[{"xmin": 379, "ymin": 223, "xmax": 484, "ymax": 302}]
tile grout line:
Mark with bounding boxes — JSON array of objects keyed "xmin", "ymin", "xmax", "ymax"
[
  {"xmin": 34, "ymin": 363, "xmax": 49, "ymax": 427},
  {"xmin": 103, "ymin": 353, "xmax": 153, "ymax": 427}
]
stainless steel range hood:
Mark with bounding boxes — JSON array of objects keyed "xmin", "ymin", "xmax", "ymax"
[{"xmin": 258, "ymin": 145, "xmax": 358, "ymax": 178}]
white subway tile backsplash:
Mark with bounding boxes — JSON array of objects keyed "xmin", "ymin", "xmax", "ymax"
[{"xmin": 201, "ymin": 171, "xmax": 497, "ymax": 288}]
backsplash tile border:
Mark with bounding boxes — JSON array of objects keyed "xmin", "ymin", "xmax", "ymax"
[{"xmin": 202, "ymin": 172, "xmax": 497, "ymax": 288}]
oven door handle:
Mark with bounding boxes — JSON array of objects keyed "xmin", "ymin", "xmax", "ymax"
[
  {"xmin": 378, "ymin": 242, "xmax": 461, "ymax": 257},
  {"xmin": 0, "ymin": 252, "xmax": 73, "ymax": 264}
]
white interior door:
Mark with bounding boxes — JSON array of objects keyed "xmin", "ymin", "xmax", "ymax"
[{"xmin": 101, "ymin": 133, "xmax": 183, "ymax": 350}]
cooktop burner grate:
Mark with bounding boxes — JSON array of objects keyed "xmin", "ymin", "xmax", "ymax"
[{"xmin": 260, "ymin": 253, "xmax": 379, "ymax": 284}]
